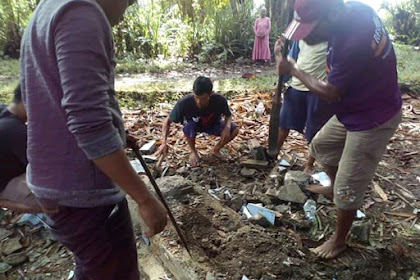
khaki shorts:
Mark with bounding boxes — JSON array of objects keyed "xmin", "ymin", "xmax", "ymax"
[{"xmin": 310, "ymin": 110, "xmax": 402, "ymax": 210}]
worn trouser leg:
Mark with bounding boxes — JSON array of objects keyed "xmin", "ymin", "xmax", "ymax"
[
  {"xmin": 334, "ymin": 110, "xmax": 401, "ymax": 210},
  {"xmin": 311, "ymin": 111, "xmax": 401, "ymax": 210},
  {"xmin": 46, "ymin": 198, "xmax": 140, "ymax": 280}
]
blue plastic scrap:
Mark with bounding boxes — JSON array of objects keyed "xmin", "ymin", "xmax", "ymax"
[
  {"xmin": 279, "ymin": 159, "xmax": 291, "ymax": 167},
  {"xmin": 241, "ymin": 276, "xmax": 250, "ymax": 280},
  {"xmin": 141, "ymin": 234, "xmax": 151, "ymax": 246},
  {"xmin": 17, "ymin": 213, "xmax": 48, "ymax": 228},
  {"xmin": 130, "ymin": 159, "xmax": 145, "ymax": 173},
  {"xmin": 246, "ymin": 203, "xmax": 276, "ymax": 225}
]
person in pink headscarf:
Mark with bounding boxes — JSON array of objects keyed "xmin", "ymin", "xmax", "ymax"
[{"xmin": 252, "ymin": 7, "xmax": 271, "ymax": 63}]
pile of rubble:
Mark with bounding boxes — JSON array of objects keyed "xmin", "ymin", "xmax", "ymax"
[{"xmin": 0, "ymin": 212, "xmax": 74, "ymax": 280}]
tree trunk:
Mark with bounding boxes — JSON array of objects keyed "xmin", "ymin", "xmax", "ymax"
[
  {"xmin": 230, "ymin": 0, "xmax": 238, "ymax": 15},
  {"xmin": 280, "ymin": 0, "xmax": 295, "ymax": 30},
  {"xmin": 265, "ymin": 0, "xmax": 270, "ymax": 15}
]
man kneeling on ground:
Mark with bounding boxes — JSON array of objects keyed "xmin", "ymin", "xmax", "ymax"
[
  {"xmin": 156, "ymin": 76, "xmax": 239, "ymax": 166},
  {"xmin": 0, "ymin": 84, "xmax": 42, "ymax": 213}
]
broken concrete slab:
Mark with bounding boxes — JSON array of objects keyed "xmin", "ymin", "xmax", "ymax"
[
  {"xmin": 351, "ymin": 220, "xmax": 371, "ymax": 243},
  {"xmin": 241, "ymin": 159, "xmax": 269, "ymax": 169},
  {"xmin": 2, "ymin": 237, "xmax": 23, "ymax": 255},
  {"xmin": 155, "ymin": 175, "xmax": 197, "ymax": 199},
  {"xmin": 4, "ymin": 252, "xmax": 28, "ymax": 266},
  {"xmin": 130, "ymin": 159, "xmax": 145, "ymax": 173},
  {"xmin": 0, "ymin": 262, "xmax": 12, "ymax": 274},
  {"xmin": 317, "ymin": 194, "xmax": 332, "ymax": 205},
  {"xmin": 274, "ymin": 204, "xmax": 291, "ymax": 214},
  {"xmin": 0, "ymin": 228, "xmax": 12, "ymax": 240},
  {"xmin": 206, "ymin": 272, "xmax": 218, "ymax": 280},
  {"xmin": 265, "ymin": 187, "xmax": 277, "ymax": 197},
  {"xmin": 176, "ymin": 166, "xmax": 189, "ymax": 174},
  {"xmin": 277, "ymin": 182, "xmax": 308, "ymax": 204},
  {"xmin": 225, "ymin": 197, "xmax": 244, "ymax": 212},
  {"xmin": 143, "ymin": 155, "xmax": 157, "ymax": 163},
  {"xmin": 284, "ymin": 171, "xmax": 309, "ymax": 188},
  {"xmin": 240, "ymin": 167, "xmax": 257, "ymax": 178},
  {"xmin": 247, "ymin": 139, "xmax": 260, "ymax": 150},
  {"xmin": 251, "ymin": 147, "xmax": 269, "ymax": 161},
  {"xmin": 140, "ymin": 140, "xmax": 156, "ymax": 154}
]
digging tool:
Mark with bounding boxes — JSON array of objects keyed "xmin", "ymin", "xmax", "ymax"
[
  {"xmin": 152, "ymin": 153, "xmax": 166, "ymax": 178},
  {"xmin": 130, "ymin": 144, "xmax": 192, "ymax": 257},
  {"xmin": 268, "ymin": 37, "xmax": 290, "ymax": 159}
]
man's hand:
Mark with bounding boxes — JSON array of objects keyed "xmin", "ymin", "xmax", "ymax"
[
  {"xmin": 155, "ymin": 142, "xmax": 169, "ymax": 158},
  {"xmin": 277, "ymin": 57, "xmax": 297, "ymax": 76},
  {"xmin": 126, "ymin": 133, "xmax": 139, "ymax": 148},
  {"xmin": 274, "ymin": 36, "xmax": 285, "ymax": 56},
  {"xmin": 220, "ymin": 126, "xmax": 231, "ymax": 144},
  {"xmin": 137, "ymin": 195, "xmax": 168, "ymax": 237}
]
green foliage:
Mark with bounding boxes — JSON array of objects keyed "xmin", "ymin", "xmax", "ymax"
[
  {"xmin": 0, "ymin": 0, "xmax": 38, "ymax": 58},
  {"xmin": 382, "ymin": 0, "xmax": 420, "ymax": 45},
  {"xmin": 394, "ymin": 43, "xmax": 420, "ymax": 93},
  {"xmin": 208, "ymin": 0, "xmax": 256, "ymax": 61},
  {"xmin": 0, "ymin": 57, "xmax": 19, "ymax": 102}
]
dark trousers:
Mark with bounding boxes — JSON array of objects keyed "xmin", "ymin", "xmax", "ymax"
[{"xmin": 46, "ymin": 199, "xmax": 140, "ymax": 280}]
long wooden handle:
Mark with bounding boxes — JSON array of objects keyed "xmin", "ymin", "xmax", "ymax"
[
  {"xmin": 130, "ymin": 145, "xmax": 192, "ymax": 257},
  {"xmin": 268, "ymin": 39, "xmax": 290, "ymax": 158}
]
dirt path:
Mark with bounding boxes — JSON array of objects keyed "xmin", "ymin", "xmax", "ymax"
[{"xmin": 115, "ymin": 62, "xmax": 276, "ymax": 88}]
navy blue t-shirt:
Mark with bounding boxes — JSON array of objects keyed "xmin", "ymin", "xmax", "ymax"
[
  {"xmin": 169, "ymin": 94, "xmax": 232, "ymax": 127},
  {"xmin": 0, "ymin": 104, "xmax": 27, "ymax": 191}
]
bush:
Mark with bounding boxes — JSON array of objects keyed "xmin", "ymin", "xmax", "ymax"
[
  {"xmin": 382, "ymin": 0, "xmax": 420, "ymax": 46},
  {"xmin": 0, "ymin": 0, "xmax": 38, "ymax": 58}
]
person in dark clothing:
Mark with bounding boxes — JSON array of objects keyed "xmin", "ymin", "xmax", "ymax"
[
  {"xmin": 0, "ymin": 84, "xmax": 42, "ymax": 213},
  {"xmin": 156, "ymin": 76, "xmax": 239, "ymax": 166}
]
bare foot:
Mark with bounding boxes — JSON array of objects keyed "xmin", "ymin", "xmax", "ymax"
[
  {"xmin": 311, "ymin": 237, "xmax": 348, "ymax": 259},
  {"xmin": 303, "ymin": 165, "xmax": 315, "ymax": 175},
  {"xmin": 189, "ymin": 153, "xmax": 200, "ymax": 167},
  {"xmin": 306, "ymin": 185, "xmax": 333, "ymax": 200}
]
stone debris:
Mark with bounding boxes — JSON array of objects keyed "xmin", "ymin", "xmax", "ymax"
[
  {"xmin": 0, "ymin": 228, "xmax": 12, "ymax": 240},
  {"xmin": 2, "ymin": 237, "xmax": 23, "ymax": 255},
  {"xmin": 155, "ymin": 175, "xmax": 196, "ymax": 199},
  {"xmin": 240, "ymin": 159, "xmax": 269, "ymax": 169},
  {"xmin": 140, "ymin": 140, "xmax": 156, "ymax": 154},
  {"xmin": 351, "ymin": 220, "xmax": 371, "ymax": 243},
  {"xmin": 4, "ymin": 252, "xmax": 28, "ymax": 266},
  {"xmin": 284, "ymin": 171, "xmax": 309, "ymax": 188},
  {"xmin": 276, "ymin": 182, "xmax": 308, "ymax": 204},
  {"xmin": 0, "ymin": 262, "xmax": 12, "ymax": 274},
  {"xmin": 240, "ymin": 167, "xmax": 257, "ymax": 178}
]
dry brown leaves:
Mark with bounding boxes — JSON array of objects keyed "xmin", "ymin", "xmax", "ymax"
[{"xmin": 124, "ymin": 92, "xmax": 310, "ymax": 168}]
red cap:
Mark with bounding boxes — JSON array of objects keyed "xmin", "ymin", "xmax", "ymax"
[{"xmin": 284, "ymin": 0, "xmax": 335, "ymax": 40}]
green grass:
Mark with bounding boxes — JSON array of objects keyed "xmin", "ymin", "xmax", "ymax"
[
  {"xmin": 115, "ymin": 58, "xmax": 191, "ymax": 74},
  {"xmin": 0, "ymin": 58, "xmax": 19, "ymax": 103},
  {"xmin": 394, "ymin": 43, "xmax": 420, "ymax": 93},
  {"xmin": 1, "ymin": 43, "xmax": 419, "ymax": 106},
  {"xmin": 116, "ymin": 75, "xmax": 277, "ymax": 93}
]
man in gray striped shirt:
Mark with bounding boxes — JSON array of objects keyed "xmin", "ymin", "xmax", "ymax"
[{"xmin": 20, "ymin": 0, "xmax": 167, "ymax": 278}]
